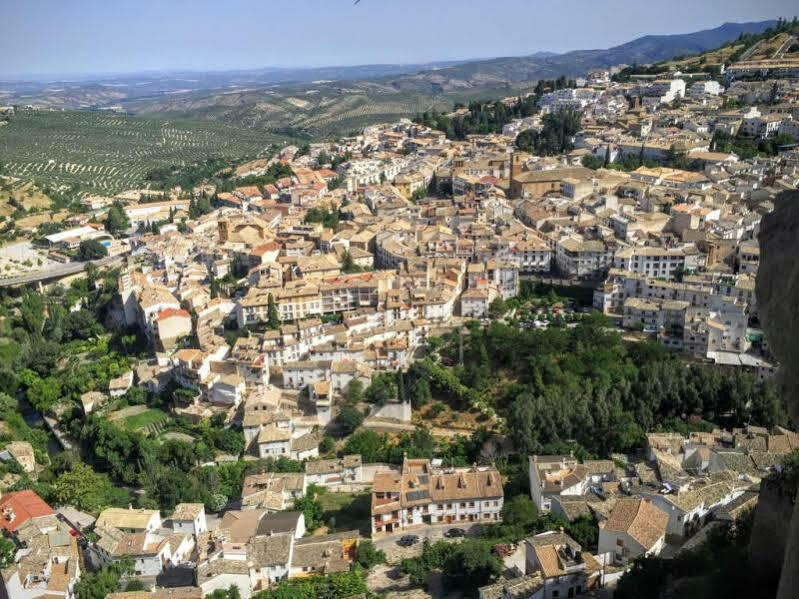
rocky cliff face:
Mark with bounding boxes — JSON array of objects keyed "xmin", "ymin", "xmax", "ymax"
[
  {"xmin": 749, "ymin": 474, "xmax": 795, "ymax": 589},
  {"xmin": 756, "ymin": 189, "xmax": 799, "ymax": 599}
]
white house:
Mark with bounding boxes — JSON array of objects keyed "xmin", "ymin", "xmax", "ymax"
[
  {"xmin": 597, "ymin": 498, "xmax": 668, "ymax": 565},
  {"xmin": 170, "ymin": 503, "xmax": 207, "ymax": 535}
]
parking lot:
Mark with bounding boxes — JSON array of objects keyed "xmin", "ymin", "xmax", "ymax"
[{"xmin": 374, "ymin": 522, "xmax": 484, "ymax": 562}]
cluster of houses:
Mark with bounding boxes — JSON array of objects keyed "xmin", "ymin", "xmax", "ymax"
[
  {"xmin": 1, "ymin": 420, "xmax": 795, "ymax": 599},
  {"xmin": 0, "ymin": 454, "xmax": 369, "ymax": 598},
  {"xmin": 3, "ymin": 40, "xmax": 799, "ymax": 599},
  {"xmin": 98, "ymin": 71, "xmax": 796, "ymax": 413},
  {"xmin": 477, "ymin": 424, "xmax": 797, "ymax": 599}
]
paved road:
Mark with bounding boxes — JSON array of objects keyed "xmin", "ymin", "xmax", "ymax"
[
  {"xmin": 0, "ymin": 254, "xmax": 125, "ymax": 287},
  {"xmin": 374, "ymin": 522, "xmax": 484, "ymax": 562}
]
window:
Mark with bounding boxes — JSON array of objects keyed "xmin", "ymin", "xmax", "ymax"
[{"xmin": 616, "ymin": 539, "xmax": 624, "ymax": 546}]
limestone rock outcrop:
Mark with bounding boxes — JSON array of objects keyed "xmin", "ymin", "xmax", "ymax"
[{"xmin": 756, "ymin": 189, "xmax": 799, "ymax": 599}]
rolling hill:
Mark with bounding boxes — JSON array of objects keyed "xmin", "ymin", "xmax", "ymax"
[
  {"xmin": 112, "ymin": 19, "xmax": 778, "ymax": 135},
  {"xmin": 0, "ymin": 18, "xmax": 784, "ymax": 195}
]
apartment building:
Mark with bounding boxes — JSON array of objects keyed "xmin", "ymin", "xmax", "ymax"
[
  {"xmin": 555, "ymin": 238, "xmax": 612, "ymax": 279},
  {"xmin": 613, "ymin": 246, "xmax": 705, "ymax": 281},
  {"xmin": 371, "ymin": 458, "xmax": 503, "ymax": 536}
]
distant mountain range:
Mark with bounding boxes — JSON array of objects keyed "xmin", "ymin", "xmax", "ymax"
[
  {"xmin": 0, "ymin": 19, "xmax": 778, "ymax": 136},
  {"xmin": 379, "ymin": 20, "xmax": 778, "ymax": 92}
]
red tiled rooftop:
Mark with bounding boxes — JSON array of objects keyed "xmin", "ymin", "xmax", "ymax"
[
  {"xmin": 0, "ymin": 490, "xmax": 55, "ymax": 532},
  {"xmin": 158, "ymin": 308, "xmax": 191, "ymax": 321}
]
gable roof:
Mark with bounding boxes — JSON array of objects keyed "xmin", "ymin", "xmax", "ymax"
[
  {"xmin": 96, "ymin": 507, "xmax": 159, "ymax": 531},
  {"xmin": 603, "ymin": 498, "xmax": 668, "ymax": 550},
  {"xmin": 0, "ymin": 490, "xmax": 55, "ymax": 532}
]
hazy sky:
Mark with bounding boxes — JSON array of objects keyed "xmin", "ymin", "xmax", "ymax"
[{"xmin": 1, "ymin": 0, "xmax": 796, "ymax": 76}]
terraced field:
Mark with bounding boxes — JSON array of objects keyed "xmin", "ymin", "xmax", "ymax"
[
  {"xmin": 112, "ymin": 407, "xmax": 171, "ymax": 433},
  {"xmin": 0, "ymin": 110, "xmax": 282, "ymax": 195}
]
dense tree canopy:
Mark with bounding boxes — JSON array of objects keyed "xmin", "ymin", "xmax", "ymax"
[
  {"xmin": 104, "ymin": 201, "xmax": 130, "ymax": 235},
  {"xmin": 413, "ymin": 319, "xmax": 788, "ymax": 458},
  {"xmin": 516, "ymin": 108, "xmax": 582, "ymax": 156},
  {"xmin": 252, "ymin": 567, "xmax": 367, "ymax": 599},
  {"xmin": 77, "ymin": 239, "xmax": 108, "ymax": 261}
]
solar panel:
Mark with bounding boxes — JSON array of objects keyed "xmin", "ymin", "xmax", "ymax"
[{"xmin": 406, "ymin": 490, "xmax": 430, "ymax": 502}]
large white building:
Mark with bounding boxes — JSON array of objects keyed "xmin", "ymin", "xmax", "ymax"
[{"xmin": 371, "ymin": 458, "xmax": 504, "ymax": 536}]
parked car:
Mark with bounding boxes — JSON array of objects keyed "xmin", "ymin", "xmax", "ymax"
[
  {"xmin": 397, "ymin": 534, "xmax": 420, "ymax": 546},
  {"xmin": 444, "ymin": 527, "xmax": 466, "ymax": 538}
]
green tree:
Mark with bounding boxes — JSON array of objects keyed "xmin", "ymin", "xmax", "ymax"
[
  {"xmin": 104, "ymin": 201, "xmax": 130, "ymax": 235},
  {"xmin": 26, "ymin": 376, "xmax": 61, "ymax": 413},
  {"xmin": 20, "ymin": 292, "xmax": 45, "ymax": 335},
  {"xmin": 365, "ymin": 373, "xmax": 397, "ymax": 404},
  {"xmin": 315, "ymin": 151, "xmax": 331, "ymax": 168},
  {"xmin": 207, "ymin": 586, "xmax": 241, "ymax": 599},
  {"xmin": 341, "ymin": 250, "xmax": 357, "ymax": 273},
  {"xmin": 501, "ymin": 494, "xmax": 538, "ymax": 529},
  {"xmin": 488, "ymin": 297, "xmax": 507, "ymax": 319},
  {"xmin": 335, "ymin": 407, "xmax": 364, "ymax": 437},
  {"xmin": 516, "ymin": 108, "xmax": 582, "ymax": 156},
  {"xmin": 294, "ymin": 485, "xmax": 324, "ymax": 531},
  {"xmin": 75, "ymin": 559, "xmax": 133, "ymax": 599},
  {"xmin": 77, "ymin": 239, "xmax": 108, "ymax": 261},
  {"xmin": 345, "ymin": 379, "xmax": 364, "ymax": 405},
  {"xmin": 319, "ymin": 435, "xmax": 335, "ymax": 454},
  {"xmin": 54, "ymin": 461, "xmax": 128, "ymax": 513},
  {"xmin": 267, "ymin": 294, "xmax": 280, "ymax": 329},
  {"xmin": 581, "ymin": 154, "xmax": 604, "ymax": 169},
  {"xmin": 63, "ymin": 309, "xmax": 102, "ymax": 341},
  {"xmin": 0, "ymin": 537, "xmax": 15, "ymax": 569},
  {"xmin": 444, "ymin": 540, "xmax": 502, "ymax": 595},
  {"xmin": 355, "ymin": 540, "xmax": 386, "ymax": 570},
  {"xmin": 342, "ymin": 430, "xmax": 388, "ymax": 462}
]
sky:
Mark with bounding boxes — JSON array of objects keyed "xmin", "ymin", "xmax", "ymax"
[{"xmin": 1, "ymin": 0, "xmax": 796, "ymax": 77}]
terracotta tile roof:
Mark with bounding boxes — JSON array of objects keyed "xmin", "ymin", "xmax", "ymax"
[
  {"xmin": 0, "ymin": 490, "xmax": 55, "ymax": 532},
  {"xmin": 533, "ymin": 544, "xmax": 564, "ymax": 578},
  {"xmin": 96, "ymin": 507, "xmax": 158, "ymax": 531},
  {"xmin": 158, "ymin": 308, "xmax": 191, "ymax": 321},
  {"xmin": 604, "ymin": 498, "xmax": 668, "ymax": 551}
]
